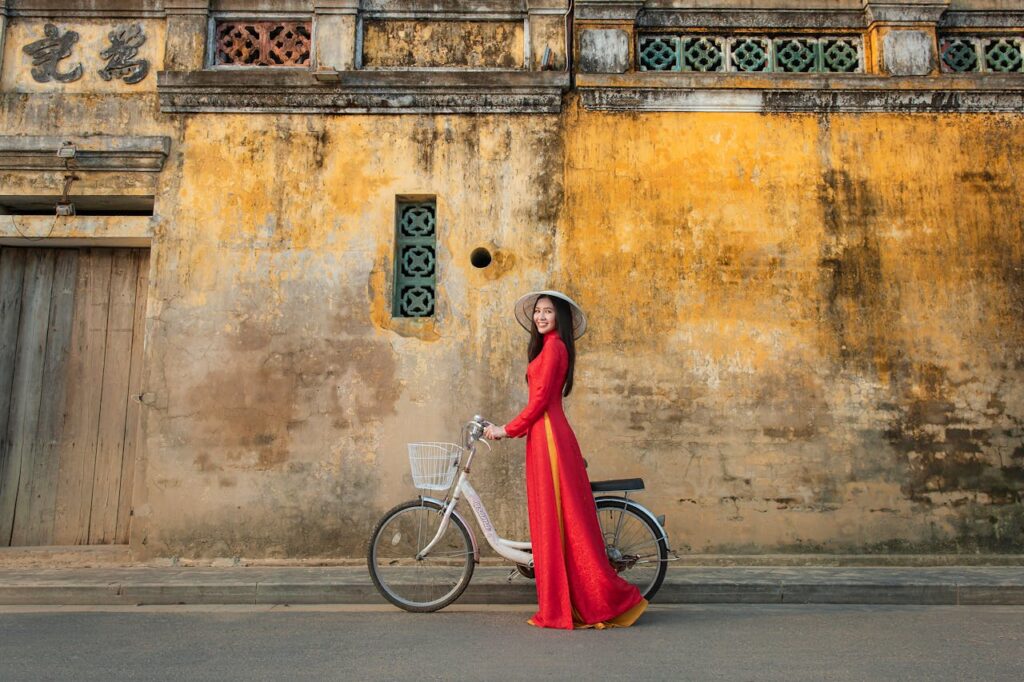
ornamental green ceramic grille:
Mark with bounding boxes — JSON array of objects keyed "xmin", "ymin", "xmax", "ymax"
[
  {"xmin": 730, "ymin": 38, "xmax": 770, "ymax": 72},
  {"xmin": 637, "ymin": 33, "xmax": 864, "ymax": 74},
  {"xmin": 682, "ymin": 37, "xmax": 724, "ymax": 72},
  {"xmin": 638, "ymin": 36, "xmax": 680, "ymax": 71},
  {"xmin": 774, "ymin": 38, "xmax": 818, "ymax": 72},
  {"xmin": 393, "ymin": 201, "xmax": 437, "ymax": 318},
  {"xmin": 821, "ymin": 39, "xmax": 860, "ymax": 73},
  {"xmin": 983, "ymin": 38, "xmax": 1023, "ymax": 72},
  {"xmin": 941, "ymin": 38, "xmax": 980, "ymax": 72}
]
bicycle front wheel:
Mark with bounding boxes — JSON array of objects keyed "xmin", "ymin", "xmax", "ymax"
[
  {"xmin": 595, "ymin": 497, "xmax": 669, "ymax": 601},
  {"xmin": 367, "ymin": 499, "xmax": 475, "ymax": 613}
]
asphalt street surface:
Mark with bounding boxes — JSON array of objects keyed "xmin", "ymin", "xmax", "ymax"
[{"xmin": 2, "ymin": 604, "xmax": 1022, "ymax": 681}]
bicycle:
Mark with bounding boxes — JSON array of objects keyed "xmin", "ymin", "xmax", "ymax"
[{"xmin": 367, "ymin": 415, "xmax": 675, "ymax": 612}]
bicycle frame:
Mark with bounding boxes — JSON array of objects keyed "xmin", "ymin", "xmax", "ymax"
[
  {"xmin": 417, "ymin": 469, "xmax": 533, "ymax": 566},
  {"xmin": 417, "ymin": 422, "xmax": 534, "ymax": 566}
]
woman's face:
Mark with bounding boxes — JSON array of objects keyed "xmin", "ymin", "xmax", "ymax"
[{"xmin": 533, "ymin": 297, "xmax": 557, "ymax": 335}]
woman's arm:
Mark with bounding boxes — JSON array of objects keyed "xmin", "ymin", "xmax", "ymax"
[{"xmin": 502, "ymin": 340, "xmax": 566, "ymax": 438}]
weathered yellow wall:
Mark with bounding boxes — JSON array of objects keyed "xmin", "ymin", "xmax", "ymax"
[
  {"xmin": 130, "ymin": 104, "xmax": 1023, "ymax": 557},
  {"xmin": 1, "ymin": 14, "xmax": 1022, "ymax": 558},
  {"xmin": 138, "ymin": 113, "xmax": 563, "ymax": 555},
  {"xmin": 561, "ymin": 104, "xmax": 1024, "ymax": 553}
]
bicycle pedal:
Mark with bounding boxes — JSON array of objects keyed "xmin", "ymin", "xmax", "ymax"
[{"xmin": 506, "ymin": 569, "xmax": 519, "ymax": 583}]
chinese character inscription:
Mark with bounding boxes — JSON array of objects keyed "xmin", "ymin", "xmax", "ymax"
[
  {"xmin": 98, "ymin": 24, "xmax": 150, "ymax": 84},
  {"xmin": 22, "ymin": 23, "xmax": 84, "ymax": 83}
]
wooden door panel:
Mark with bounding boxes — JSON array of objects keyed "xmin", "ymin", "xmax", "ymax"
[
  {"xmin": 0, "ymin": 248, "xmax": 26, "ymax": 544},
  {"xmin": 2, "ymin": 251, "xmax": 55, "ymax": 546},
  {"xmin": 1, "ymin": 247, "xmax": 148, "ymax": 547},
  {"xmin": 117, "ymin": 253, "xmax": 148, "ymax": 544},
  {"xmin": 52, "ymin": 249, "xmax": 113, "ymax": 545},
  {"xmin": 88, "ymin": 249, "xmax": 140, "ymax": 544},
  {"xmin": 13, "ymin": 250, "xmax": 77, "ymax": 546}
]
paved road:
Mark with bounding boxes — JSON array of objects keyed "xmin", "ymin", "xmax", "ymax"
[{"xmin": 2, "ymin": 604, "xmax": 1022, "ymax": 681}]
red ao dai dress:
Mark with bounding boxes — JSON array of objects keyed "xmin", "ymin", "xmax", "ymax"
[{"xmin": 504, "ymin": 330, "xmax": 648, "ymax": 630}]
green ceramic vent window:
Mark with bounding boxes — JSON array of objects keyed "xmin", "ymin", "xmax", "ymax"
[
  {"xmin": 940, "ymin": 37, "xmax": 1024, "ymax": 73},
  {"xmin": 392, "ymin": 200, "xmax": 437, "ymax": 318},
  {"xmin": 639, "ymin": 35, "xmax": 863, "ymax": 73}
]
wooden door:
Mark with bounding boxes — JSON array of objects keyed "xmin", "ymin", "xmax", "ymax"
[{"xmin": 0, "ymin": 247, "xmax": 148, "ymax": 546}]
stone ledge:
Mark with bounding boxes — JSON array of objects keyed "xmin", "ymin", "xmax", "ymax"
[
  {"xmin": 157, "ymin": 69, "xmax": 571, "ymax": 114},
  {"xmin": 0, "ymin": 135, "xmax": 171, "ymax": 172},
  {"xmin": 578, "ymin": 72, "xmax": 1024, "ymax": 112}
]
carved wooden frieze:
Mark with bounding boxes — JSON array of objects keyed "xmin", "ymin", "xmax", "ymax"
[{"xmin": 214, "ymin": 21, "xmax": 312, "ymax": 67}]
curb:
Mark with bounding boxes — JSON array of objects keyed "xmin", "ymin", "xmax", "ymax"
[{"xmin": 2, "ymin": 581, "xmax": 1023, "ymax": 607}]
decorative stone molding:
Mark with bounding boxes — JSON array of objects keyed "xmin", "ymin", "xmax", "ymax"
[
  {"xmin": 578, "ymin": 72, "xmax": 1024, "ymax": 113},
  {"xmin": 575, "ymin": 1, "xmax": 644, "ymax": 22},
  {"xmin": 360, "ymin": 0, "xmax": 531, "ymax": 20},
  {"xmin": 1, "ymin": 0, "xmax": 163, "ymax": 19},
  {"xmin": 0, "ymin": 135, "xmax": 171, "ymax": 172},
  {"xmin": 157, "ymin": 69, "xmax": 570, "ymax": 114},
  {"xmin": 863, "ymin": 0, "xmax": 951, "ymax": 25}
]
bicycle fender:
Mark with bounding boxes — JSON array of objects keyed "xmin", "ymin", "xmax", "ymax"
[
  {"xmin": 420, "ymin": 495, "xmax": 481, "ymax": 564},
  {"xmin": 594, "ymin": 495, "xmax": 672, "ymax": 552}
]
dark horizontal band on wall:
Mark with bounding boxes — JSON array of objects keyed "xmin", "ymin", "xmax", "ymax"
[
  {"xmin": 634, "ymin": 10, "xmax": 1024, "ymax": 31},
  {"xmin": 157, "ymin": 69, "xmax": 570, "ymax": 114},
  {"xmin": 578, "ymin": 73, "xmax": 1024, "ymax": 113},
  {"xmin": 636, "ymin": 9, "xmax": 868, "ymax": 31}
]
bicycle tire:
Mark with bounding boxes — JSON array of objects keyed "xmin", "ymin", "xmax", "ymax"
[
  {"xmin": 367, "ymin": 498, "xmax": 475, "ymax": 613},
  {"xmin": 594, "ymin": 497, "xmax": 669, "ymax": 601}
]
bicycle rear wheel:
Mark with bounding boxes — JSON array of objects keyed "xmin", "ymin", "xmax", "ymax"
[
  {"xmin": 595, "ymin": 497, "xmax": 669, "ymax": 601},
  {"xmin": 367, "ymin": 499, "xmax": 475, "ymax": 612}
]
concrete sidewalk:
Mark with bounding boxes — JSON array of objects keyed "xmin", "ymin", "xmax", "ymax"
[{"xmin": 1, "ymin": 566, "xmax": 1023, "ymax": 607}]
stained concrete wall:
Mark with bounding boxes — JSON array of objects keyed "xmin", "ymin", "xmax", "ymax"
[{"xmin": 0, "ymin": 5, "xmax": 1022, "ymax": 558}]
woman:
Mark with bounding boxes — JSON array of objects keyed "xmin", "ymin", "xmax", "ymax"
[{"xmin": 483, "ymin": 290, "xmax": 648, "ymax": 630}]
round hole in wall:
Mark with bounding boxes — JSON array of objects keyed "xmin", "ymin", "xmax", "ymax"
[{"xmin": 470, "ymin": 247, "xmax": 492, "ymax": 269}]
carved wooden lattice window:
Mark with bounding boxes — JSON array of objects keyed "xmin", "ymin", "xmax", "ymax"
[
  {"xmin": 214, "ymin": 20, "xmax": 311, "ymax": 66},
  {"xmin": 393, "ymin": 200, "xmax": 437, "ymax": 318},
  {"xmin": 639, "ymin": 35, "xmax": 863, "ymax": 73}
]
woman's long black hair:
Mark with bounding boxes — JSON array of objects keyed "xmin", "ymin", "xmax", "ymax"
[{"xmin": 527, "ymin": 295, "xmax": 576, "ymax": 397}]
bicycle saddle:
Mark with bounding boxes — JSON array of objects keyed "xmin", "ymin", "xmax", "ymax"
[{"xmin": 589, "ymin": 478, "xmax": 645, "ymax": 493}]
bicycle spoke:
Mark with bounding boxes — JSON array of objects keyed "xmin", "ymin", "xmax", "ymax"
[
  {"xmin": 370, "ymin": 502, "xmax": 475, "ymax": 611},
  {"xmin": 595, "ymin": 500, "xmax": 667, "ymax": 601}
]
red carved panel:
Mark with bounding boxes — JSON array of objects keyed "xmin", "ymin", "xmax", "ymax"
[{"xmin": 215, "ymin": 21, "xmax": 311, "ymax": 66}]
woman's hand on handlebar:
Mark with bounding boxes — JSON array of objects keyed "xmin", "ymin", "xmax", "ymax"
[{"xmin": 483, "ymin": 424, "xmax": 507, "ymax": 440}]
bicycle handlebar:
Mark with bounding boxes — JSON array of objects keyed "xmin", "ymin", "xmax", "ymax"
[{"xmin": 464, "ymin": 415, "xmax": 493, "ymax": 448}]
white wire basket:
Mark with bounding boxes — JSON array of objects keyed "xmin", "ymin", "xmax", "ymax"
[{"xmin": 407, "ymin": 442, "xmax": 464, "ymax": 491}]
